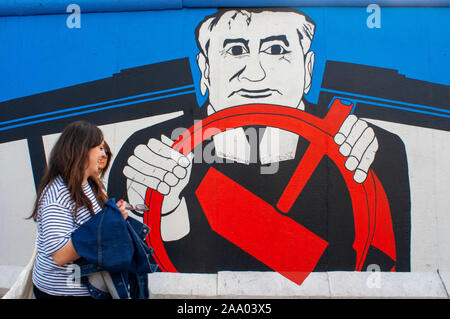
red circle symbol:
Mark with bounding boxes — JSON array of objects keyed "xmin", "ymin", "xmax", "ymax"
[{"xmin": 143, "ymin": 99, "xmax": 397, "ymax": 285}]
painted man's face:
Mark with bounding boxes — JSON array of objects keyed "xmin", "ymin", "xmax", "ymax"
[{"xmin": 198, "ymin": 11, "xmax": 314, "ymax": 112}]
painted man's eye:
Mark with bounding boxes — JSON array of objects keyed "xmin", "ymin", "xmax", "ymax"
[
  {"xmin": 261, "ymin": 44, "xmax": 290, "ymax": 55},
  {"xmin": 226, "ymin": 45, "xmax": 248, "ymax": 56}
]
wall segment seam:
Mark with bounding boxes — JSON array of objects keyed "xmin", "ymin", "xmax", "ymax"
[{"xmin": 1, "ymin": 1, "xmax": 450, "ymax": 17}]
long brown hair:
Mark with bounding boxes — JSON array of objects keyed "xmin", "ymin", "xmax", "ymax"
[{"xmin": 29, "ymin": 121, "xmax": 108, "ymax": 221}]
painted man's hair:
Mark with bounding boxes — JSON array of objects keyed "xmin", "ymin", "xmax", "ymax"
[{"xmin": 195, "ymin": 8, "xmax": 316, "ymax": 58}]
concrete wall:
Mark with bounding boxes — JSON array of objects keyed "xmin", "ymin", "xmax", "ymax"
[{"xmin": 0, "ymin": 5, "xmax": 449, "ymax": 297}]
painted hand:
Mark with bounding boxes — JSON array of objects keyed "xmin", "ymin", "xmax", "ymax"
[
  {"xmin": 122, "ymin": 135, "xmax": 193, "ymax": 215},
  {"xmin": 334, "ymin": 115, "xmax": 378, "ymax": 183}
]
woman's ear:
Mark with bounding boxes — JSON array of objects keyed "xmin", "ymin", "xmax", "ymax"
[
  {"xmin": 197, "ymin": 52, "xmax": 210, "ymax": 96},
  {"xmin": 303, "ymin": 51, "xmax": 315, "ymax": 94}
]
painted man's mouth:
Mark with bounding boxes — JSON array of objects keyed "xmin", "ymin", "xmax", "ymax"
[{"xmin": 228, "ymin": 88, "xmax": 282, "ymax": 99}]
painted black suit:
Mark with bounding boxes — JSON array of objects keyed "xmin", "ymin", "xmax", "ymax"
[{"xmin": 108, "ymin": 99, "xmax": 411, "ymax": 273}]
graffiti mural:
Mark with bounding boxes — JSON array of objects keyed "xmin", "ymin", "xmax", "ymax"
[
  {"xmin": 107, "ymin": 8, "xmax": 411, "ymax": 286},
  {"xmin": 1, "ymin": 7, "xmax": 449, "ymax": 286}
]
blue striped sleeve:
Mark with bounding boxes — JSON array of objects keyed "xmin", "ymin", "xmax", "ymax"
[{"xmin": 39, "ymin": 202, "xmax": 74, "ymax": 256}]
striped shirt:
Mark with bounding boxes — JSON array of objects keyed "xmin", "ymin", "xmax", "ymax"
[{"xmin": 32, "ymin": 176, "xmax": 102, "ymax": 296}]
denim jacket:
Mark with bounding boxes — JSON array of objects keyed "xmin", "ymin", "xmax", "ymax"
[{"xmin": 71, "ymin": 199, "xmax": 158, "ymax": 299}]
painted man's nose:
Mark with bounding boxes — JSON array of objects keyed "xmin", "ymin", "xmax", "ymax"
[{"xmin": 238, "ymin": 58, "xmax": 266, "ymax": 82}]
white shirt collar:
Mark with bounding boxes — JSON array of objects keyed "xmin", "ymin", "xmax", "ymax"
[{"xmin": 207, "ymin": 102, "xmax": 305, "ymax": 164}]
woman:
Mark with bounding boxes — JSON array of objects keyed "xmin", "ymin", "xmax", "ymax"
[
  {"xmin": 29, "ymin": 121, "xmax": 128, "ymax": 299},
  {"xmin": 98, "ymin": 140, "xmax": 112, "ymax": 194}
]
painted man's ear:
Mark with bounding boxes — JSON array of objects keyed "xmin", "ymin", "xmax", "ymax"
[
  {"xmin": 197, "ymin": 53, "xmax": 210, "ymax": 96},
  {"xmin": 303, "ymin": 51, "xmax": 315, "ymax": 94}
]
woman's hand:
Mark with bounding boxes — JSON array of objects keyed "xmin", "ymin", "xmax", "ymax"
[{"xmin": 116, "ymin": 199, "xmax": 129, "ymax": 220}]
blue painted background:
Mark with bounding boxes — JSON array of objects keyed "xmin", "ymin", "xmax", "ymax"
[{"xmin": 0, "ymin": 7, "xmax": 449, "ymax": 108}]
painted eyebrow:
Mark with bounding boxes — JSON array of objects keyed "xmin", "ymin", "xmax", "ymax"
[
  {"xmin": 223, "ymin": 38, "xmax": 249, "ymax": 50},
  {"xmin": 259, "ymin": 35, "xmax": 290, "ymax": 50}
]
